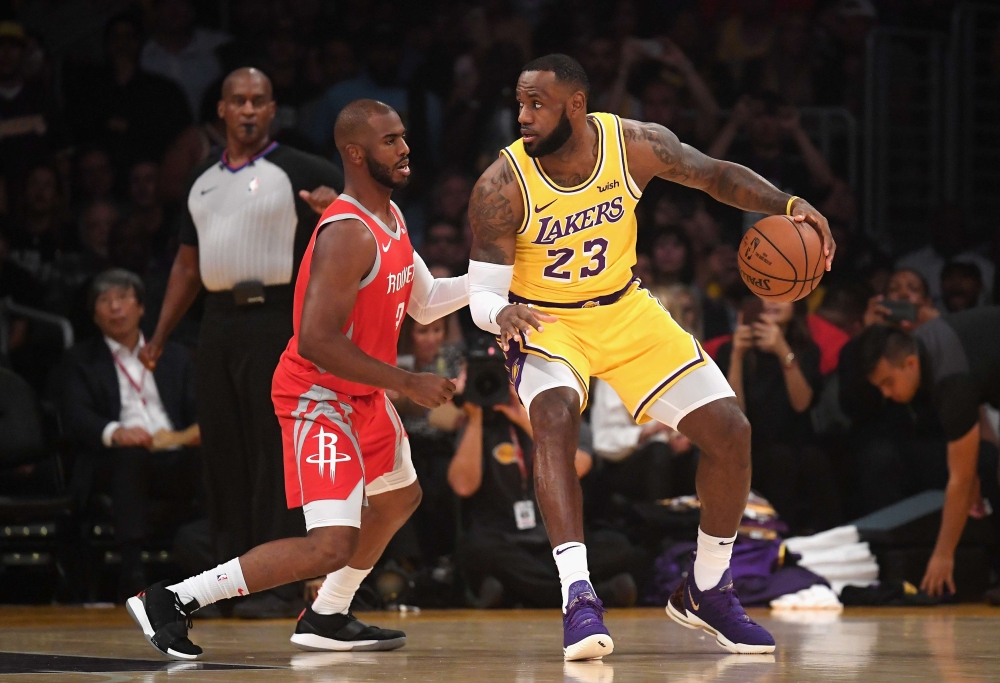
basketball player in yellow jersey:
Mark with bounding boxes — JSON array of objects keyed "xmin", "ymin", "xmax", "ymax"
[{"xmin": 467, "ymin": 55, "xmax": 835, "ymax": 660}]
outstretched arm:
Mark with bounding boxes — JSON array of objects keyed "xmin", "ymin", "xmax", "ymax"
[
  {"xmin": 299, "ymin": 220, "xmax": 454, "ymax": 408},
  {"xmin": 407, "ymin": 252, "xmax": 469, "ymax": 324},
  {"xmin": 467, "ymin": 157, "xmax": 557, "ymax": 348},
  {"xmin": 623, "ymin": 119, "xmax": 836, "ymax": 270}
]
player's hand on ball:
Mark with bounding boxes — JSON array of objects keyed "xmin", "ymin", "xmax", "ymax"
[
  {"xmin": 496, "ymin": 304, "xmax": 558, "ymax": 352},
  {"xmin": 921, "ymin": 552, "xmax": 956, "ymax": 598},
  {"xmin": 403, "ymin": 372, "xmax": 455, "ymax": 409},
  {"xmin": 789, "ymin": 197, "xmax": 836, "ymax": 271}
]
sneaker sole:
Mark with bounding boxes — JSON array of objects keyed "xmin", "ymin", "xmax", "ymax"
[
  {"xmin": 665, "ymin": 601, "xmax": 775, "ymax": 655},
  {"xmin": 290, "ymin": 632, "xmax": 406, "ymax": 652},
  {"xmin": 563, "ymin": 633, "xmax": 614, "ymax": 661},
  {"xmin": 125, "ymin": 596, "xmax": 200, "ymax": 661}
]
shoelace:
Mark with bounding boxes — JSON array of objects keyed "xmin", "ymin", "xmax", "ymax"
[
  {"xmin": 720, "ymin": 583, "xmax": 755, "ymax": 624},
  {"xmin": 565, "ymin": 591, "xmax": 607, "ymax": 629},
  {"xmin": 173, "ymin": 592, "xmax": 194, "ymax": 632}
]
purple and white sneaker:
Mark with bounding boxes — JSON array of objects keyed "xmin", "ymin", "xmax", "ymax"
[
  {"xmin": 666, "ymin": 569, "xmax": 775, "ymax": 654},
  {"xmin": 563, "ymin": 580, "xmax": 614, "ymax": 661}
]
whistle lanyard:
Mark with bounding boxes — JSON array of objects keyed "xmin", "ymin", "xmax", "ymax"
[
  {"xmin": 509, "ymin": 425, "xmax": 528, "ymax": 495},
  {"xmin": 113, "ymin": 355, "xmax": 147, "ymax": 407}
]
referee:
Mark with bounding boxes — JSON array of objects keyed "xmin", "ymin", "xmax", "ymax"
[{"xmin": 139, "ymin": 68, "xmax": 343, "ymax": 617}]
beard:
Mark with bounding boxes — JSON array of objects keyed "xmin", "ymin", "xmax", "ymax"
[
  {"xmin": 523, "ymin": 110, "xmax": 573, "ymax": 158},
  {"xmin": 365, "ymin": 154, "xmax": 409, "ymax": 190}
]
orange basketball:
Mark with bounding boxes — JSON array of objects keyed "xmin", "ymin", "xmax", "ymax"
[{"xmin": 738, "ymin": 215, "xmax": 824, "ymax": 302}]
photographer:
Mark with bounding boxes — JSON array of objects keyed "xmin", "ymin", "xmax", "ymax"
[
  {"xmin": 838, "ymin": 268, "xmax": 946, "ymax": 516},
  {"xmin": 449, "ymin": 383, "xmax": 640, "ymax": 609},
  {"xmin": 859, "ymin": 308, "xmax": 1000, "ymax": 596}
]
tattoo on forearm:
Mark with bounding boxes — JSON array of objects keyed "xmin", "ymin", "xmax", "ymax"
[
  {"xmin": 469, "ymin": 159, "xmax": 519, "ymax": 264},
  {"xmin": 625, "ymin": 120, "xmax": 787, "ymax": 214}
]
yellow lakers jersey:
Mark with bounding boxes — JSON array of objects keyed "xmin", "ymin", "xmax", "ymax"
[{"xmin": 501, "ymin": 112, "xmax": 642, "ymax": 305}]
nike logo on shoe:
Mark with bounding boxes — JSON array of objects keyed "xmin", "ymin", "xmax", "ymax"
[
  {"xmin": 688, "ymin": 585, "xmax": 700, "ymax": 610},
  {"xmin": 534, "ymin": 199, "xmax": 557, "ymax": 212},
  {"xmin": 555, "ymin": 544, "xmax": 582, "ymax": 555}
]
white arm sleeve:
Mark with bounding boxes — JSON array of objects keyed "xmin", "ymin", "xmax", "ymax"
[
  {"xmin": 468, "ymin": 259, "xmax": 513, "ymax": 335},
  {"xmin": 406, "ymin": 252, "xmax": 470, "ymax": 324}
]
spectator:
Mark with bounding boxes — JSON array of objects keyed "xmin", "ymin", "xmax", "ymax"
[
  {"xmin": 578, "ymin": 35, "xmax": 640, "ymax": 118},
  {"xmin": 590, "ymin": 376, "xmax": 696, "ymax": 515},
  {"xmin": 74, "ymin": 146, "xmax": 117, "ymax": 205},
  {"xmin": 859, "ymin": 309, "xmax": 1000, "ymax": 597},
  {"xmin": 715, "ymin": 0, "xmax": 775, "ymax": 100},
  {"xmin": 708, "ymin": 93, "xmax": 835, "ymax": 232},
  {"xmin": 392, "ymin": 315, "xmax": 463, "ymax": 561},
  {"xmin": 158, "ymin": 85, "xmax": 227, "ymax": 205},
  {"xmin": 940, "ymin": 261, "xmax": 985, "ymax": 314},
  {"xmin": 0, "ymin": 21, "xmax": 66, "ymax": 198},
  {"xmin": 622, "ymin": 37, "xmax": 721, "ymax": 146},
  {"xmin": 0, "ymin": 222, "xmax": 43, "ymax": 353},
  {"xmin": 431, "ymin": 171, "xmax": 474, "ymax": 229},
  {"xmin": 717, "ymin": 299, "xmax": 840, "ymax": 533},
  {"xmin": 745, "ymin": 11, "xmax": 816, "ymax": 106},
  {"xmin": 60, "ymin": 269, "xmax": 199, "ymax": 600},
  {"xmin": 17, "ymin": 0, "xmax": 127, "ymax": 69},
  {"xmin": 836, "ymin": 268, "xmax": 945, "ymax": 517},
  {"xmin": 77, "ymin": 200, "xmax": 117, "ymax": 274},
  {"xmin": 297, "ymin": 38, "xmax": 357, "ymax": 138},
  {"xmin": 650, "ymin": 227, "xmax": 695, "ymax": 287},
  {"xmin": 814, "ymin": 0, "xmax": 877, "ymax": 114},
  {"xmin": 308, "ymin": 23, "xmax": 442, "ymax": 173},
  {"xmin": 8, "ymin": 163, "xmax": 72, "ymax": 279},
  {"xmin": 65, "ymin": 12, "xmax": 192, "ymax": 171},
  {"xmin": 701, "ymin": 241, "xmax": 744, "ymax": 339},
  {"xmin": 896, "ymin": 205, "xmax": 995, "ymax": 309},
  {"xmin": 260, "ymin": 20, "xmax": 317, "ymax": 136},
  {"xmin": 658, "ymin": 283, "xmax": 704, "ymax": 341},
  {"xmin": 450, "ymin": 386, "xmax": 639, "ymax": 609},
  {"xmin": 122, "ymin": 161, "xmax": 174, "ymax": 264},
  {"xmin": 140, "ymin": 0, "xmax": 230, "ymax": 119},
  {"xmin": 422, "ymin": 220, "xmax": 468, "ymax": 274}
]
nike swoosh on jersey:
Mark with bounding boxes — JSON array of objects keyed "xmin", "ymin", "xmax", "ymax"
[
  {"xmin": 200, "ymin": 187, "xmax": 217, "ymax": 195},
  {"xmin": 534, "ymin": 199, "xmax": 557, "ymax": 213},
  {"xmin": 381, "ymin": 242, "xmax": 392, "ymax": 252}
]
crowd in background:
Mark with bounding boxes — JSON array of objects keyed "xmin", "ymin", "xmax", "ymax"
[{"xmin": 0, "ymin": 0, "xmax": 998, "ymax": 607}]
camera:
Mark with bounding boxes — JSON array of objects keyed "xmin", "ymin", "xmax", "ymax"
[{"xmin": 462, "ymin": 336, "xmax": 510, "ymax": 406}]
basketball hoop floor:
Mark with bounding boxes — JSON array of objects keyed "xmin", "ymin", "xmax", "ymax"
[{"xmin": 0, "ymin": 605, "xmax": 996, "ymax": 681}]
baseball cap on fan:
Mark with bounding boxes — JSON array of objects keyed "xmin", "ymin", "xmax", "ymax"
[
  {"xmin": 0, "ymin": 21, "xmax": 26, "ymax": 44},
  {"xmin": 836, "ymin": 0, "xmax": 877, "ymax": 18}
]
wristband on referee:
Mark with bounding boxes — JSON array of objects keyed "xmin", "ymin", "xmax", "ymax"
[{"xmin": 785, "ymin": 196, "xmax": 800, "ymax": 216}]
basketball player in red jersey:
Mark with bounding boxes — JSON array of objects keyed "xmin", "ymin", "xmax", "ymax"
[{"xmin": 126, "ymin": 99, "xmax": 469, "ymax": 660}]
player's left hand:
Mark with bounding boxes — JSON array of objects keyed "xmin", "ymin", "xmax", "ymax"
[
  {"xmin": 300, "ymin": 186, "xmax": 339, "ymax": 214},
  {"xmin": 921, "ymin": 552, "xmax": 956, "ymax": 598},
  {"xmin": 789, "ymin": 197, "xmax": 835, "ymax": 272}
]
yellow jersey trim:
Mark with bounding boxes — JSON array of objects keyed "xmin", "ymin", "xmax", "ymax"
[
  {"xmin": 530, "ymin": 114, "xmax": 606, "ymax": 195},
  {"xmin": 499, "ymin": 148, "xmax": 531, "ymax": 235},
  {"xmin": 612, "ymin": 115, "xmax": 643, "ymax": 201}
]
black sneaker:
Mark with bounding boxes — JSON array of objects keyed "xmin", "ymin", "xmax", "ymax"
[
  {"xmin": 290, "ymin": 606, "xmax": 406, "ymax": 652},
  {"xmin": 126, "ymin": 582, "xmax": 203, "ymax": 660}
]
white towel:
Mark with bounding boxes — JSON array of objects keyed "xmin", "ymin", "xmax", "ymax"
[
  {"xmin": 770, "ymin": 584, "xmax": 843, "ymax": 611},
  {"xmin": 785, "ymin": 525, "xmax": 860, "ymax": 553}
]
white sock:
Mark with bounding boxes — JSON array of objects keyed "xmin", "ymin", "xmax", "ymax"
[
  {"xmin": 311, "ymin": 565, "xmax": 372, "ymax": 615},
  {"xmin": 553, "ymin": 542, "xmax": 590, "ymax": 611},
  {"xmin": 693, "ymin": 527, "xmax": 736, "ymax": 591},
  {"xmin": 167, "ymin": 558, "xmax": 249, "ymax": 609}
]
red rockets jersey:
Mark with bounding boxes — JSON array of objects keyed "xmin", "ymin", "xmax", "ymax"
[{"xmin": 278, "ymin": 193, "xmax": 414, "ymax": 397}]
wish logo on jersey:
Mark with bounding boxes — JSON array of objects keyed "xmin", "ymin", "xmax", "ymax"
[{"xmin": 532, "ymin": 196, "xmax": 625, "ymax": 245}]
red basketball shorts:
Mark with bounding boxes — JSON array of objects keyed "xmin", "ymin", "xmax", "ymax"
[{"xmin": 273, "ymin": 366, "xmax": 415, "ymax": 530}]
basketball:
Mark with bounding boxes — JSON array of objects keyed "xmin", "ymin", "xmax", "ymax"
[{"xmin": 738, "ymin": 214, "xmax": 825, "ymax": 302}]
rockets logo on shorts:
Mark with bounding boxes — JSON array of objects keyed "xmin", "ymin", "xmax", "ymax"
[{"xmin": 306, "ymin": 428, "xmax": 352, "ymax": 481}]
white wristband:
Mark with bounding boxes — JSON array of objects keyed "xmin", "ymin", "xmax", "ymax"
[{"xmin": 468, "ymin": 260, "xmax": 514, "ymax": 334}]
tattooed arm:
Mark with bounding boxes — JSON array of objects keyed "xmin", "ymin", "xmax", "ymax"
[
  {"xmin": 467, "ymin": 157, "xmax": 557, "ymax": 347},
  {"xmin": 622, "ymin": 119, "xmax": 836, "ymax": 269}
]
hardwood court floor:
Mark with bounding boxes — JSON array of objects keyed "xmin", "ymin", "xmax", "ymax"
[{"xmin": 0, "ymin": 605, "xmax": 998, "ymax": 681}]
